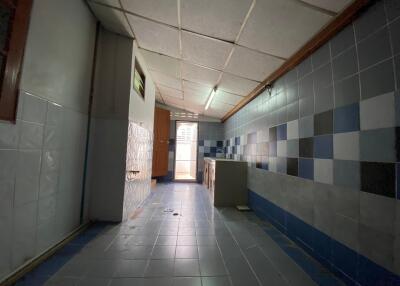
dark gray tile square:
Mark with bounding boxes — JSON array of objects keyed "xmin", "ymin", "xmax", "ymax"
[
  {"xmin": 333, "ymin": 160, "xmax": 361, "ymax": 189},
  {"xmin": 313, "ymin": 63, "xmax": 332, "ymax": 90},
  {"xmin": 315, "ymin": 85, "xmax": 334, "ymax": 113},
  {"xmin": 330, "ymin": 25, "xmax": 355, "ymax": 57},
  {"xmin": 287, "ymin": 158, "xmax": 298, "ymax": 176},
  {"xmin": 360, "ymin": 128, "xmax": 397, "ymax": 162},
  {"xmin": 358, "ymin": 27, "xmax": 392, "ymax": 70},
  {"xmin": 360, "ymin": 59, "xmax": 395, "ymax": 100},
  {"xmin": 390, "ymin": 18, "xmax": 400, "ymax": 55},
  {"xmin": 354, "ymin": 1, "xmax": 387, "ymax": 41},
  {"xmin": 299, "ymin": 96, "xmax": 314, "ymax": 118},
  {"xmin": 299, "ymin": 74, "xmax": 313, "ymax": 98},
  {"xmin": 332, "ymin": 47, "xmax": 358, "ymax": 81},
  {"xmin": 298, "ymin": 57, "xmax": 312, "ymax": 78},
  {"xmin": 299, "ymin": 137, "xmax": 313, "ymax": 158},
  {"xmin": 334, "ymin": 74, "xmax": 360, "ymax": 107},
  {"xmin": 361, "ymin": 162, "xmax": 396, "ymax": 198},
  {"xmin": 312, "ymin": 43, "xmax": 330, "ymax": 69},
  {"xmin": 314, "ymin": 110, "xmax": 333, "ymax": 136}
]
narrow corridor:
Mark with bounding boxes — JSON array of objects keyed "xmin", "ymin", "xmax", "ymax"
[{"xmin": 16, "ymin": 183, "xmax": 342, "ymax": 286}]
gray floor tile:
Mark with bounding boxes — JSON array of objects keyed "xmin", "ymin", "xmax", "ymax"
[
  {"xmin": 202, "ymin": 277, "xmax": 232, "ymax": 286},
  {"xmin": 174, "ymin": 259, "xmax": 201, "ymax": 276},
  {"xmin": 199, "ymin": 258, "xmax": 228, "ymax": 276},
  {"xmin": 145, "ymin": 260, "xmax": 175, "ymax": 277},
  {"xmin": 172, "ymin": 277, "xmax": 202, "ymax": 286},
  {"xmin": 113, "ymin": 259, "xmax": 148, "ymax": 277},
  {"xmin": 175, "ymin": 246, "xmax": 199, "ymax": 259}
]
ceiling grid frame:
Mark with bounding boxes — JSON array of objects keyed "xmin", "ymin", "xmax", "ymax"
[{"xmin": 87, "ymin": 0, "xmax": 359, "ymax": 119}]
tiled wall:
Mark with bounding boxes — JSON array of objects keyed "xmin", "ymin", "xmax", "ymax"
[
  {"xmin": 224, "ymin": 0, "xmax": 400, "ymax": 283},
  {"xmin": 162, "ymin": 121, "xmax": 224, "ymax": 182},
  {"xmin": 123, "ymin": 122, "xmax": 153, "ymax": 219},
  {"xmin": 0, "ymin": 92, "xmax": 90, "ymax": 280},
  {"xmin": 0, "ymin": 0, "xmax": 96, "ymax": 281}
]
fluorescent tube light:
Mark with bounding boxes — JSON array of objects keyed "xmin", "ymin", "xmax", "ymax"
[{"xmin": 205, "ymin": 87, "xmax": 217, "ymax": 110}]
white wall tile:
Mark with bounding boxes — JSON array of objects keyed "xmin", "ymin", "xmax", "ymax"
[
  {"xmin": 18, "ymin": 122, "xmax": 44, "ymax": 150},
  {"xmin": 314, "ymin": 159, "xmax": 333, "ymax": 184},
  {"xmin": 0, "ymin": 150, "xmax": 17, "ymax": 180},
  {"xmin": 333, "ymin": 132, "xmax": 360, "ymax": 161},
  {"xmin": 14, "ymin": 150, "xmax": 41, "ymax": 207},
  {"xmin": 12, "ymin": 202, "xmax": 37, "ymax": 268},
  {"xmin": 360, "ymin": 92, "xmax": 395, "ymax": 130},
  {"xmin": 277, "ymin": 141, "xmax": 287, "ymax": 157},
  {"xmin": 0, "ymin": 179, "xmax": 14, "ymax": 278},
  {"xmin": 0, "ymin": 122, "xmax": 19, "ymax": 149},
  {"xmin": 19, "ymin": 91, "xmax": 47, "ymax": 124},
  {"xmin": 287, "ymin": 119, "xmax": 299, "ymax": 139}
]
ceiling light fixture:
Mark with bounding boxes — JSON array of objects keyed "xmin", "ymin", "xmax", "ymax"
[{"xmin": 205, "ymin": 87, "xmax": 217, "ymax": 110}]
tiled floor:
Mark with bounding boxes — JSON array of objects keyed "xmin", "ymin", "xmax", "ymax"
[{"xmin": 15, "ymin": 183, "xmax": 343, "ymax": 286}]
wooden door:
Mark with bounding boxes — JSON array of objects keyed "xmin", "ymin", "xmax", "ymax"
[{"xmin": 152, "ymin": 107, "xmax": 170, "ymax": 177}]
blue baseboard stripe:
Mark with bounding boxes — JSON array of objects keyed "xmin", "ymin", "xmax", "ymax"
[{"xmin": 248, "ymin": 190, "xmax": 400, "ymax": 286}]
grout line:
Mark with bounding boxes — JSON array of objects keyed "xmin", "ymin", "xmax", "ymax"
[
  {"xmin": 384, "ymin": 0, "xmax": 398, "ymax": 92},
  {"xmin": 293, "ymin": 0, "xmax": 337, "ymax": 16}
]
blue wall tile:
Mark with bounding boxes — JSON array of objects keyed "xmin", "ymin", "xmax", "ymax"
[
  {"xmin": 235, "ymin": 136, "xmax": 240, "ymax": 146},
  {"xmin": 299, "ymin": 158, "xmax": 314, "ymax": 180},
  {"xmin": 334, "ymin": 103, "xmax": 360, "ymax": 133},
  {"xmin": 248, "ymin": 190, "xmax": 400, "ymax": 286},
  {"xmin": 277, "ymin": 123, "xmax": 287, "ymax": 140},
  {"xmin": 313, "ymin": 135, "xmax": 333, "ymax": 159}
]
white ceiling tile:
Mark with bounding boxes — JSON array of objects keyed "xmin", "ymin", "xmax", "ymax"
[
  {"xmin": 238, "ymin": 0, "xmax": 332, "ymax": 58},
  {"xmin": 182, "ymin": 62, "xmax": 221, "ymax": 86},
  {"xmin": 151, "ymin": 70, "xmax": 182, "ymax": 90},
  {"xmin": 183, "ymin": 80, "xmax": 213, "ymax": 96},
  {"xmin": 127, "ymin": 14, "xmax": 180, "ymax": 58},
  {"xmin": 184, "ymin": 89, "xmax": 209, "ymax": 105},
  {"xmin": 182, "ymin": 99, "xmax": 204, "ymax": 112},
  {"xmin": 218, "ymin": 73, "xmax": 259, "ymax": 96},
  {"xmin": 120, "ymin": 0, "xmax": 178, "ymax": 26},
  {"xmin": 164, "ymin": 96, "xmax": 185, "ymax": 107},
  {"xmin": 211, "ymin": 100, "xmax": 234, "ymax": 111},
  {"xmin": 90, "ymin": 0, "xmax": 120, "ymax": 8},
  {"xmin": 140, "ymin": 49, "xmax": 181, "ymax": 78},
  {"xmin": 204, "ymin": 108, "xmax": 226, "ymax": 119},
  {"xmin": 226, "ymin": 46, "xmax": 284, "ymax": 82},
  {"xmin": 158, "ymin": 85, "xmax": 183, "ymax": 99},
  {"xmin": 181, "ymin": 0, "xmax": 253, "ymax": 42},
  {"xmin": 214, "ymin": 90, "xmax": 244, "ymax": 105},
  {"xmin": 89, "ymin": 3, "xmax": 132, "ymax": 37},
  {"xmin": 182, "ymin": 31, "xmax": 233, "ymax": 70},
  {"xmin": 301, "ymin": 0, "xmax": 352, "ymax": 13}
]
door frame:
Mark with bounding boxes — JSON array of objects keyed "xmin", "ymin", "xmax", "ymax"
[{"xmin": 173, "ymin": 120, "xmax": 199, "ymax": 182}]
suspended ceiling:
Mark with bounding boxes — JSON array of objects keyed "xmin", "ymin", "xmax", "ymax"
[{"xmin": 87, "ymin": 0, "xmax": 354, "ymax": 119}]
